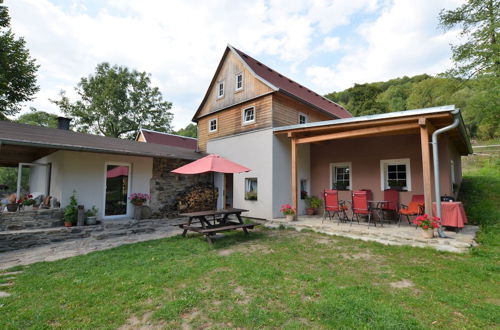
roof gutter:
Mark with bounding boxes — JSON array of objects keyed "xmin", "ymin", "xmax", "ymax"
[{"xmin": 431, "ymin": 109, "xmax": 460, "ymax": 238}]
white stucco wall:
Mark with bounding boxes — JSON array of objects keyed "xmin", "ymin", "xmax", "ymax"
[
  {"xmin": 207, "ymin": 129, "xmax": 274, "ymax": 219},
  {"xmin": 31, "ymin": 150, "xmax": 153, "ymax": 220},
  {"xmin": 272, "ymin": 135, "xmax": 310, "ymax": 218}
]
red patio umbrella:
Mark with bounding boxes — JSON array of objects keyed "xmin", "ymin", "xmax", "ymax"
[{"xmin": 171, "ymin": 154, "xmax": 251, "ymax": 210}]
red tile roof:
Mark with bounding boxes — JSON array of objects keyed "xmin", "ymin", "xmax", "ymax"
[
  {"xmin": 232, "ymin": 47, "xmax": 352, "ymax": 119},
  {"xmin": 140, "ymin": 129, "xmax": 197, "ymax": 150}
]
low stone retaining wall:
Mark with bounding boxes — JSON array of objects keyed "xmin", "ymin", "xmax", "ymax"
[
  {"xmin": 0, "ymin": 209, "xmax": 64, "ymax": 231},
  {"xmin": 0, "ymin": 218, "xmax": 177, "ymax": 252}
]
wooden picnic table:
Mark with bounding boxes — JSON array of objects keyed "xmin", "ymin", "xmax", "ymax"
[{"xmin": 179, "ymin": 208, "xmax": 257, "ymax": 244}]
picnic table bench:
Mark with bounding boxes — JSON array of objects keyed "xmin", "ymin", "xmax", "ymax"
[{"xmin": 179, "ymin": 208, "xmax": 258, "ymax": 244}]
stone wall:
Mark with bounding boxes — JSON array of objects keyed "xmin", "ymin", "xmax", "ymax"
[
  {"xmin": 0, "ymin": 209, "xmax": 63, "ymax": 231},
  {"xmin": 150, "ymin": 158, "xmax": 211, "ymax": 217}
]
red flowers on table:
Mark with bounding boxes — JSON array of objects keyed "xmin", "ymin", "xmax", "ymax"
[
  {"xmin": 413, "ymin": 214, "xmax": 440, "ymax": 230},
  {"xmin": 280, "ymin": 204, "xmax": 296, "ymax": 216}
]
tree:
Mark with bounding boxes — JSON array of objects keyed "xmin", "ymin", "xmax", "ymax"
[
  {"xmin": 439, "ymin": 0, "xmax": 500, "ymax": 78},
  {"xmin": 17, "ymin": 109, "xmax": 58, "ymax": 128},
  {"xmin": 0, "ymin": 1, "xmax": 39, "ymax": 118},
  {"xmin": 176, "ymin": 123, "xmax": 197, "ymax": 138},
  {"xmin": 51, "ymin": 63, "xmax": 173, "ymax": 140}
]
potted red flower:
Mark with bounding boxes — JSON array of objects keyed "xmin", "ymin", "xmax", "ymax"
[
  {"xmin": 413, "ymin": 214, "xmax": 440, "ymax": 238},
  {"xmin": 280, "ymin": 204, "xmax": 296, "ymax": 221}
]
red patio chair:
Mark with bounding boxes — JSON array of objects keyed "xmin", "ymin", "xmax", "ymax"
[
  {"xmin": 323, "ymin": 189, "xmax": 349, "ymax": 224},
  {"xmin": 381, "ymin": 189, "xmax": 399, "ymax": 222},
  {"xmin": 398, "ymin": 195, "xmax": 425, "ymax": 227},
  {"xmin": 351, "ymin": 190, "xmax": 377, "ymax": 227}
]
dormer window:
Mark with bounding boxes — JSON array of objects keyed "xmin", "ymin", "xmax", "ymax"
[
  {"xmin": 235, "ymin": 72, "xmax": 243, "ymax": 91},
  {"xmin": 242, "ymin": 107, "xmax": 255, "ymax": 124},
  {"xmin": 217, "ymin": 81, "xmax": 224, "ymax": 99},
  {"xmin": 299, "ymin": 113, "xmax": 308, "ymax": 124},
  {"xmin": 209, "ymin": 118, "xmax": 218, "ymax": 132}
]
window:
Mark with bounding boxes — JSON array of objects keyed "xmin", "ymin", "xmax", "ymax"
[
  {"xmin": 298, "ymin": 112, "xmax": 308, "ymax": 124},
  {"xmin": 450, "ymin": 160, "xmax": 457, "ymax": 192},
  {"xmin": 208, "ymin": 118, "xmax": 217, "ymax": 132},
  {"xmin": 330, "ymin": 162, "xmax": 352, "ymax": 190},
  {"xmin": 242, "ymin": 106, "xmax": 255, "ymax": 124},
  {"xmin": 217, "ymin": 81, "xmax": 224, "ymax": 98},
  {"xmin": 245, "ymin": 178, "xmax": 257, "ymax": 200},
  {"xmin": 235, "ymin": 72, "xmax": 243, "ymax": 91},
  {"xmin": 300, "ymin": 179, "xmax": 308, "ymax": 199},
  {"xmin": 380, "ymin": 158, "xmax": 412, "ymax": 191}
]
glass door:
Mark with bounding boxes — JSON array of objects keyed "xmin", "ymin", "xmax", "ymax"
[{"xmin": 105, "ymin": 164, "xmax": 130, "ymax": 217}]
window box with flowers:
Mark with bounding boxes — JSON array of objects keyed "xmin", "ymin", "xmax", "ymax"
[{"xmin": 129, "ymin": 193, "xmax": 150, "ymax": 206}]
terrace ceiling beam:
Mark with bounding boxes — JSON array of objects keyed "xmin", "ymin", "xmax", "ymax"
[{"xmin": 295, "ymin": 122, "xmax": 420, "ymax": 144}]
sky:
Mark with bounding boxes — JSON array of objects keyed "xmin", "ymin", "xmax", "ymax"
[{"xmin": 7, "ymin": 0, "xmax": 464, "ymax": 130}]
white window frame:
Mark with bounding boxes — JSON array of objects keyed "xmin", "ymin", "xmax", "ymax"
[
  {"xmin": 208, "ymin": 118, "xmax": 218, "ymax": 133},
  {"xmin": 242, "ymin": 106, "xmax": 255, "ymax": 125},
  {"xmin": 380, "ymin": 158, "xmax": 412, "ymax": 191},
  {"xmin": 235, "ymin": 72, "xmax": 244, "ymax": 92},
  {"xmin": 298, "ymin": 112, "xmax": 308, "ymax": 124},
  {"xmin": 329, "ymin": 162, "xmax": 352, "ymax": 190},
  {"xmin": 217, "ymin": 81, "xmax": 224, "ymax": 99}
]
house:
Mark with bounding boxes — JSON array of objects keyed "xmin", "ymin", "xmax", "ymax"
[
  {"xmin": 0, "ymin": 119, "xmax": 207, "ymax": 219},
  {"xmin": 136, "ymin": 128, "xmax": 197, "ymax": 150},
  {"xmin": 193, "ymin": 45, "xmax": 472, "ymax": 219}
]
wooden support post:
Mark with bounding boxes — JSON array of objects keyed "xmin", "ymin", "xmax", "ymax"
[
  {"xmin": 291, "ymin": 138, "xmax": 298, "ymax": 217},
  {"xmin": 420, "ymin": 119, "xmax": 433, "ymax": 215}
]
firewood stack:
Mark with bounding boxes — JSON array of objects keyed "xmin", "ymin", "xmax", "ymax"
[{"xmin": 176, "ymin": 183, "xmax": 218, "ymax": 213}]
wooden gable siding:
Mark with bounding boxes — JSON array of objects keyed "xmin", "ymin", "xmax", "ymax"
[
  {"xmin": 272, "ymin": 93, "xmax": 334, "ymax": 127},
  {"xmin": 197, "ymin": 51, "xmax": 273, "ymax": 118},
  {"xmin": 136, "ymin": 132, "xmax": 146, "ymax": 142},
  {"xmin": 197, "ymin": 95, "xmax": 273, "ymax": 152}
]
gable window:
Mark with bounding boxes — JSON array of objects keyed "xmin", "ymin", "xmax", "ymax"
[
  {"xmin": 330, "ymin": 162, "xmax": 351, "ymax": 190},
  {"xmin": 235, "ymin": 72, "xmax": 243, "ymax": 91},
  {"xmin": 380, "ymin": 158, "xmax": 412, "ymax": 191},
  {"xmin": 245, "ymin": 178, "xmax": 257, "ymax": 200},
  {"xmin": 242, "ymin": 106, "xmax": 255, "ymax": 124},
  {"xmin": 208, "ymin": 118, "xmax": 217, "ymax": 132},
  {"xmin": 217, "ymin": 81, "xmax": 224, "ymax": 99},
  {"xmin": 299, "ymin": 113, "xmax": 308, "ymax": 124}
]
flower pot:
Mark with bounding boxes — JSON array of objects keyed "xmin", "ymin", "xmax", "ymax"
[
  {"xmin": 6, "ymin": 203, "xmax": 18, "ymax": 212},
  {"xmin": 132, "ymin": 201, "xmax": 144, "ymax": 207},
  {"xmin": 85, "ymin": 216, "xmax": 97, "ymax": 225},
  {"xmin": 64, "ymin": 221, "xmax": 73, "ymax": 227},
  {"xmin": 306, "ymin": 208, "xmax": 315, "ymax": 216},
  {"xmin": 23, "ymin": 205, "xmax": 33, "ymax": 211},
  {"xmin": 421, "ymin": 228, "xmax": 434, "ymax": 239},
  {"xmin": 285, "ymin": 214, "xmax": 295, "ymax": 222}
]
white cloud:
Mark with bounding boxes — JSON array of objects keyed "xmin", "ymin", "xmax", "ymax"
[{"xmin": 307, "ymin": 0, "xmax": 464, "ymax": 93}]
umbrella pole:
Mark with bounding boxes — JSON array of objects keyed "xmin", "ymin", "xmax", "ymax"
[{"xmin": 212, "ymin": 172, "xmax": 216, "ymax": 224}]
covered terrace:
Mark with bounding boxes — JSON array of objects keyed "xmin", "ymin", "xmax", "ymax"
[{"xmin": 274, "ymin": 105, "xmax": 472, "ymax": 220}]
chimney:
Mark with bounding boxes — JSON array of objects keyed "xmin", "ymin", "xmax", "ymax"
[{"xmin": 57, "ymin": 117, "xmax": 72, "ymax": 130}]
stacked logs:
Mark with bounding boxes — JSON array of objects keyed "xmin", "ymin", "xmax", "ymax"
[{"xmin": 176, "ymin": 183, "xmax": 218, "ymax": 213}]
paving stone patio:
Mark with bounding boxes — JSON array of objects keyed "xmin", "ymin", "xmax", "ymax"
[{"xmin": 266, "ymin": 216, "xmax": 479, "ymax": 253}]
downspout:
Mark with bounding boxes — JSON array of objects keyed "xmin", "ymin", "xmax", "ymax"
[{"xmin": 431, "ymin": 109, "xmax": 460, "ymax": 238}]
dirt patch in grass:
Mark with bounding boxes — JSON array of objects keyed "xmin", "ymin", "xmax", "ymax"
[
  {"xmin": 217, "ymin": 243, "xmax": 274, "ymax": 256},
  {"xmin": 119, "ymin": 312, "xmax": 164, "ymax": 330},
  {"xmin": 234, "ymin": 286, "xmax": 251, "ymax": 304},
  {"xmin": 390, "ymin": 279, "xmax": 415, "ymax": 289}
]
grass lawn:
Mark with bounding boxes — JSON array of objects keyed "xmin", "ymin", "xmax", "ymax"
[{"xmin": 1, "ymin": 154, "xmax": 499, "ymax": 329}]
